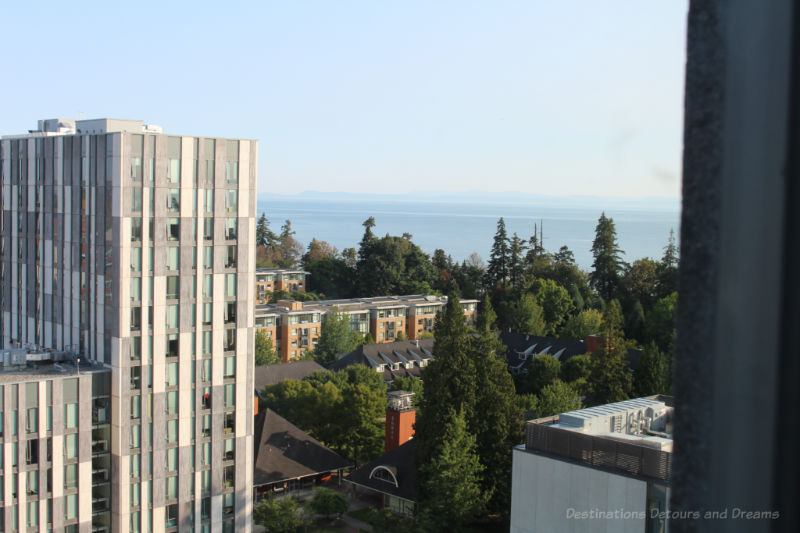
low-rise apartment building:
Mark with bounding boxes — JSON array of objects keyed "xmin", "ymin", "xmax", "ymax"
[
  {"xmin": 254, "ymin": 269, "xmax": 309, "ymax": 304},
  {"xmin": 255, "ymin": 295, "xmax": 477, "ymax": 363}
]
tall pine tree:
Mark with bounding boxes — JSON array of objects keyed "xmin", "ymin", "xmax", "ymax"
[
  {"xmin": 508, "ymin": 232, "xmax": 527, "ymax": 290},
  {"xmin": 485, "ymin": 218, "xmax": 510, "ymax": 289},
  {"xmin": 590, "ymin": 212, "xmax": 625, "ymax": 303}
]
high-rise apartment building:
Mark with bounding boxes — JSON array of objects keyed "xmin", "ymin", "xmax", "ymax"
[{"xmin": 0, "ymin": 118, "xmax": 257, "ymax": 532}]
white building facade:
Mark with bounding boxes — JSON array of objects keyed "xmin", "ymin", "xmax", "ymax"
[{"xmin": 0, "ymin": 119, "xmax": 256, "ymax": 533}]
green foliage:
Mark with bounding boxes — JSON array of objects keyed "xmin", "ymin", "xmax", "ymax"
[
  {"xmin": 261, "ymin": 367, "xmax": 386, "ymax": 464},
  {"xmin": 535, "ymin": 379, "xmax": 582, "ymax": 418},
  {"xmin": 390, "ymin": 376, "xmax": 424, "ymax": 405},
  {"xmin": 308, "ymin": 487, "xmax": 348, "ymax": 519},
  {"xmin": 553, "ymin": 245, "xmax": 575, "ymax": 265},
  {"xmin": 315, "ymin": 307, "xmax": 359, "ymax": 366},
  {"xmin": 416, "ymin": 292, "xmax": 519, "ymax": 521},
  {"xmin": 560, "ymin": 353, "xmax": 593, "ymax": 384},
  {"xmin": 304, "ymin": 257, "xmax": 355, "ymax": 299},
  {"xmin": 527, "ymin": 278, "xmax": 574, "ymax": 335},
  {"xmin": 587, "ymin": 340, "xmax": 633, "ymax": 406},
  {"xmin": 355, "ymin": 219, "xmax": 437, "ymax": 297},
  {"xmin": 517, "ymin": 394, "xmax": 539, "ymax": 420},
  {"xmin": 621, "ymin": 258, "xmax": 660, "ymax": 311},
  {"xmin": 347, "ymin": 507, "xmax": 417, "ymax": 533},
  {"xmin": 590, "ymin": 212, "xmax": 625, "ymax": 302},
  {"xmin": 253, "ymin": 496, "xmax": 311, "ymax": 533},
  {"xmin": 395, "ymin": 330, "xmax": 407, "ymax": 341},
  {"xmin": 362, "ymin": 332, "xmax": 376, "ymax": 345},
  {"xmin": 508, "ymin": 233, "xmax": 527, "ymax": 290},
  {"xmin": 523, "ymin": 354, "xmax": 562, "ymax": 395},
  {"xmin": 505, "ymin": 293, "xmax": 547, "ymax": 336},
  {"xmin": 560, "ymin": 309, "xmax": 603, "ymax": 340},
  {"xmin": 634, "ymin": 343, "xmax": 670, "ymax": 397},
  {"xmin": 485, "ymin": 218, "xmax": 510, "ymax": 289},
  {"xmin": 255, "ymin": 330, "xmax": 279, "ymax": 366},
  {"xmin": 418, "ymin": 410, "xmax": 488, "ymax": 531},
  {"xmin": 644, "ymin": 292, "xmax": 678, "ymax": 353},
  {"xmin": 601, "ymin": 299, "xmax": 625, "ymax": 338}
]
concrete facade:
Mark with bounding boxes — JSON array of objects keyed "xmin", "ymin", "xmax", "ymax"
[{"xmin": 0, "ymin": 119, "xmax": 256, "ymax": 533}]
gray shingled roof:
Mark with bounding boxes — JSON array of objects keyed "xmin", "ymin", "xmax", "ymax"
[
  {"xmin": 253, "ymin": 409, "xmax": 351, "ymax": 488},
  {"xmin": 254, "ymin": 361, "xmax": 327, "ymax": 392},
  {"xmin": 347, "ymin": 440, "xmax": 417, "ymax": 502},
  {"xmin": 328, "ymin": 339, "xmax": 435, "ymax": 382}
]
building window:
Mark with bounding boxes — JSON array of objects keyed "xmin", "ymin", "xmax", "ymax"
[
  {"xmin": 131, "ymin": 156, "xmax": 143, "ymax": 182},
  {"xmin": 225, "ymin": 189, "xmax": 237, "ymax": 213},
  {"xmin": 166, "ymin": 305, "xmax": 179, "ymax": 329},
  {"xmin": 167, "ymin": 333, "xmax": 179, "ymax": 358},
  {"xmin": 225, "ymin": 274, "xmax": 236, "ymax": 298},
  {"xmin": 224, "ymin": 302, "xmax": 236, "ymax": 325},
  {"xmin": 225, "ymin": 218, "xmax": 237, "ymax": 240},
  {"xmin": 167, "ymin": 218, "xmax": 180, "ymax": 241},
  {"xmin": 225, "ymin": 245, "xmax": 237, "ymax": 268},
  {"xmin": 166, "ymin": 189, "xmax": 180, "ymax": 212},
  {"xmin": 65, "ymin": 493, "xmax": 78, "ymax": 520},
  {"xmin": 204, "ymin": 217, "xmax": 213, "ymax": 240},
  {"xmin": 223, "ymin": 384, "xmax": 235, "ymax": 408},
  {"xmin": 205, "ymin": 189, "xmax": 214, "ymax": 214},
  {"xmin": 223, "ymin": 356, "xmax": 235, "ymax": 378},
  {"xmin": 132, "ymin": 188, "xmax": 142, "ymax": 212},
  {"xmin": 65, "ymin": 464, "xmax": 78, "ymax": 489},
  {"xmin": 131, "ymin": 218, "xmax": 143, "ymax": 242},
  {"xmin": 166, "ymin": 391, "xmax": 178, "ymax": 415},
  {"xmin": 130, "ymin": 424, "xmax": 141, "ymax": 449},
  {"xmin": 166, "ymin": 275, "xmax": 179, "ymax": 300},
  {"xmin": 224, "ymin": 438, "xmax": 235, "ymax": 461},
  {"xmin": 223, "ymin": 465, "xmax": 235, "ymax": 488},
  {"xmin": 165, "ymin": 503, "xmax": 178, "ymax": 528},
  {"xmin": 166, "ymin": 477, "xmax": 178, "ymax": 502},
  {"xmin": 166, "ymin": 247, "xmax": 180, "ymax": 270},
  {"xmin": 131, "ymin": 247, "xmax": 142, "ymax": 272},
  {"xmin": 224, "ymin": 412, "xmax": 235, "ymax": 434},
  {"xmin": 131, "ymin": 395, "xmax": 141, "ymax": 419},
  {"xmin": 224, "ymin": 329, "xmax": 236, "ymax": 352},
  {"xmin": 166, "ymin": 420, "xmax": 177, "ymax": 444},
  {"xmin": 64, "ymin": 403, "xmax": 78, "ymax": 429}
]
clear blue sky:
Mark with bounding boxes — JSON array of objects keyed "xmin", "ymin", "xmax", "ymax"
[{"xmin": 2, "ymin": 0, "xmax": 688, "ymax": 198}]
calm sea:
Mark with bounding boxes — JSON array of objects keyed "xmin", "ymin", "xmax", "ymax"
[{"xmin": 256, "ymin": 196, "xmax": 681, "ymax": 271}]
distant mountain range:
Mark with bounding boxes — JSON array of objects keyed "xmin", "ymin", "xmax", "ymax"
[{"xmin": 257, "ymin": 190, "xmax": 681, "ymax": 211}]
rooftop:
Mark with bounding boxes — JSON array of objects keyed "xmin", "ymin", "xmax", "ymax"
[
  {"xmin": 0, "ymin": 348, "xmax": 109, "ymax": 383},
  {"xmin": 256, "ymin": 294, "xmax": 477, "ymax": 316},
  {"xmin": 522, "ymin": 396, "xmax": 674, "ymax": 482}
]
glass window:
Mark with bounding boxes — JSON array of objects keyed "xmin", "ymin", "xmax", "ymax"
[
  {"xmin": 166, "ymin": 420, "xmax": 178, "ymax": 444},
  {"xmin": 167, "ymin": 334, "xmax": 179, "ymax": 358},
  {"xmin": 166, "ymin": 362, "xmax": 178, "ymax": 387},
  {"xmin": 225, "ymin": 218, "xmax": 237, "ymax": 240},
  {"xmin": 204, "ymin": 246, "xmax": 213, "ymax": 270},
  {"xmin": 130, "ymin": 424, "xmax": 141, "ymax": 449},
  {"xmin": 224, "ymin": 329, "xmax": 236, "ymax": 352},
  {"xmin": 131, "ymin": 156, "xmax": 142, "ymax": 182},
  {"xmin": 167, "ymin": 188, "xmax": 180, "ymax": 212},
  {"xmin": 131, "ymin": 395, "xmax": 141, "ymax": 419},
  {"xmin": 27, "ymin": 500, "xmax": 39, "ymax": 527},
  {"xmin": 225, "ymin": 274, "xmax": 236, "ymax": 298},
  {"xmin": 201, "ymin": 359, "xmax": 211, "ymax": 383},
  {"xmin": 166, "ymin": 448, "xmax": 178, "ymax": 472},
  {"xmin": 224, "ymin": 438, "xmax": 235, "ymax": 461},
  {"xmin": 223, "ymin": 356, "xmax": 235, "ymax": 378},
  {"xmin": 166, "ymin": 478, "xmax": 178, "ymax": 502},
  {"xmin": 131, "ymin": 247, "xmax": 142, "ymax": 272},
  {"xmin": 203, "ymin": 275, "xmax": 213, "ymax": 298},
  {"xmin": 205, "ymin": 189, "xmax": 214, "ymax": 214},
  {"xmin": 203, "ymin": 217, "xmax": 213, "ymax": 240},
  {"xmin": 166, "ymin": 305, "xmax": 179, "ymax": 329},
  {"xmin": 64, "ymin": 434, "xmax": 78, "ymax": 459},
  {"xmin": 64, "ymin": 403, "xmax": 78, "ymax": 429},
  {"xmin": 167, "ymin": 218, "xmax": 180, "ymax": 241},
  {"xmin": 130, "ymin": 336, "xmax": 141, "ymax": 361},
  {"xmin": 131, "ymin": 218, "xmax": 142, "ymax": 242},
  {"xmin": 131, "ymin": 278, "xmax": 142, "ymax": 302},
  {"xmin": 131, "ymin": 482, "xmax": 140, "ymax": 507},
  {"xmin": 225, "ymin": 189, "xmax": 237, "ymax": 213},
  {"xmin": 26, "ymin": 407, "xmax": 38, "ymax": 433},
  {"xmin": 202, "ymin": 442, "xmax": 211, "ymax": 465},
  {"xmin": 132, "ymin": 188, "xmax": 142, "ymax": 212},
  {"xmin": 166, "ymin": 276, "xmax": 179, "ymax": 300},
  {"xmin": 65, "ymin": 464, "xmax": 78, "ymax": 489},
  {"xmin": 225, "ymin": 245, "xmax": 237, "ymax": 268},
  {"xmin": 65, "ymin": 494, "xmax": 78, "ymax": 520},
  {"xmin": 203, "ymin": 302, "xmax": 212, "ymax": 326},
  {"xmin": 130, "ymin": 454, "xmax": 141, "ymax": 478},
  {"xmin": 166, "ymin": 247, "xmax": 180, "ymax": 270},
  {"xmin": 202, "ymin": 331, "xmax": 212, "ymax": 355},
  {"xmin": 224, "ymin": 384, "xmax": 235, "ymax": 408},
  {"xmin": 224, "ymin": 301, "xmax": 236, "ymax": 325},
  {"xmin": 166, "ymin": 392, "xmax": 178, "ymax": 415}
]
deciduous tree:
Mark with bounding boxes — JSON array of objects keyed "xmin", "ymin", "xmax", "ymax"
[{"xmin": 315, "ymin": 307, "xmax": 358, "ymax": 366}]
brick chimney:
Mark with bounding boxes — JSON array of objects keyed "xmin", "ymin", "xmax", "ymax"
[{"xmin": 385, "ymin": 390, "xmax": 415, "ymax": 452}]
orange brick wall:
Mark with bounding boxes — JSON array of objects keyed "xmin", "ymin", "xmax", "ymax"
[
  {"xmin": 385, "ymin": 409, "xmax": 416, "ymax": 452},
  {"xmin": 371, "ymin": 316, "xmax": 407, "ymax": 343}
]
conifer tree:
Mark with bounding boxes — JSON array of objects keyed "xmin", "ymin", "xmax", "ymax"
[
  {"xmin": 418, "ymin": 410, "xmax": 488, "ymax": 531},
  {"xmin": 588, "ymin": 299, "xmax": 632, "ymax": 405},
  {"xmin": 590, "ymin": 212, "xmax": 625, "ymax": 302},
  {"xmin": 485, "ymin": 218, "xmax": 510, "ymax": 289},
  {"xmin": 508, "ymin": 232, "xmax": 527, "ymax": 290},
  {"xmin": 634, "ymin": 342, "xmax": 669, "ymax": 396}
]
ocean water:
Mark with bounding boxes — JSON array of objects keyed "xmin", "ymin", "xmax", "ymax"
[{"xmin": 256, "ymin": 196, "xmax": 681, "ymax": 271}]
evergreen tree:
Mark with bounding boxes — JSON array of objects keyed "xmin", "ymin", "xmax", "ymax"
[
  {"xmin": 470, "ymin": 294, "xmax": 519, "ymax": 516},
  {"xmin": 485, "ymin": 218, "xmax": 510, "ymax": 289},
  {"xmin": 634, "ymin": 342, "xmax": 669, "ymax": 396},
  {"xmin": 644, "ymin": 292, "xmax": 678, "ymax": 353},
  {"xmin": 418, "ymin": 410, "xmax": 488, "ymax": 532},
  {"xmin": 662, "ymin": 228, "xmax": 679, "ymax": 268},
  {"xmin": 315, "ymin": 307, "xmax": 358, "ymax": 366},
  {"xmin": 590, "ymin": 212, "xmax": 625, "ymax": 302},
  {"xmin": 256, "ymin": 213, "xmax": 268, "ymax": 247},
  {"xmin": 553, "ymin": 245, "xmax": 575, "ymax": 265},
  {"xmin": 508, "ymin": 232, "xmax": 527, "ymax": 290},
  {"xmin": 524, "ymin": 223, "xmax": 546, "ymax": 269}
]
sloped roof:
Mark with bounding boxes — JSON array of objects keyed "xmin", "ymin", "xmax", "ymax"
[
  {"xmin": 329, "ymin": 339, "xmax": 435, "ymax": 379},
  {"xmin": 501, "ymin": 332, "xmax": 642, "ymax": 372},
  {"xmin": 347, "ymin": 440, "xmax": 417, "ymax": 502},
  {"xmin": 253, "ymin": 409, "xmax": 350, "ymax": 488},
  {"xmin": 254, "ymin": 361, "xmax": 327, "ymax": 391}
]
